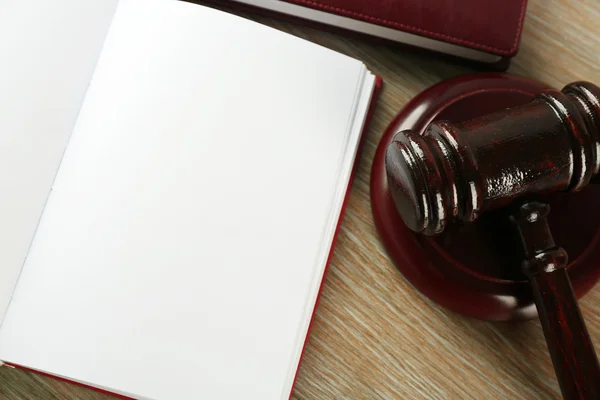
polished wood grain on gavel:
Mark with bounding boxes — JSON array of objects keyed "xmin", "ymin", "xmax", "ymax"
[{"xmin": 385, "ymin": 81, "xmax": 600, "ymax": 400}]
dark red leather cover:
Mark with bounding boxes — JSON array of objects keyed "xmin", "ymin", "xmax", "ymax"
[{"xmin": 279, "ymin": 0, "xmax": 528, "ymax": 57}]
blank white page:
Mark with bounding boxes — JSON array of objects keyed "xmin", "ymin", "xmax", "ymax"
[
  {"xmin": 0, "ymin": 0, "xmax": 118, "ymax": 325},
  {"xmin": 0, "ymin": 0, "xmax": 374, "ymax": 399}
]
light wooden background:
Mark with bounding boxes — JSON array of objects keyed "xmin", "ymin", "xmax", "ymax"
[{"xmin": 2, "ymin": 0, "xmax": 600, "ymax": 399}]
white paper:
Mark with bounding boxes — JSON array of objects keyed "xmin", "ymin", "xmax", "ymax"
[
  {"xmin": 0, "ymin": 0, "xmax": 118, "ymax": 325},
  {"xmin": 0, "ymin": 0, "xmax": 374, "ymax": 399}
]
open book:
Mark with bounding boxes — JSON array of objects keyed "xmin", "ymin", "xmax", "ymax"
[{"xmin": 0, "ymin": 0, "xmax": 380, "ymax": 399}]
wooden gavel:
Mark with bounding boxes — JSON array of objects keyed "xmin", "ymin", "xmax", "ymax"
[{"xmin": 385, "ymin": 81, "xmax": 600, "ymax": 399}]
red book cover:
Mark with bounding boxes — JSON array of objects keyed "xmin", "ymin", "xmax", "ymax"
[{"xmin": 211, "ymin": 0, "xmax": 528, "ymax": 67}]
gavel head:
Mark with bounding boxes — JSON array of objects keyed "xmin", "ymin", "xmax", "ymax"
[{"xmin": 385, "ymin": 81, "xmax": 600, "ymax": 236}]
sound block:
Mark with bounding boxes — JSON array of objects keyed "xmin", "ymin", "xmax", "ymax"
[{"xmin": 371, "ymin": 73, "xmax": 600, "ymax": 321}]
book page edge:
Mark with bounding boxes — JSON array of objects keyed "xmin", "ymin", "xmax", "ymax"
[{"xmin": 281, "ymin": 69, "xmax": 378, "ymax": 399}]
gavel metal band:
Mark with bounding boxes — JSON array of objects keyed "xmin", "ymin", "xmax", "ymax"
[{"xmin": 386, "ymin": 82, "xmax": 600, "ymax": 235}]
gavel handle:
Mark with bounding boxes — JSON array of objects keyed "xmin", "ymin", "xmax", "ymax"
[
  {"xmin": 512, "ymin": 202, "xmax": 600, "ymax": 400},
  {"xmin": 529, "ymin": 268, "xmax": 600, "ymax": 399}
]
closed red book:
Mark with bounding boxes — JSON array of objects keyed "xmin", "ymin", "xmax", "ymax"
[{"xmin": 218, "ymin": 0, "xmax": 528, "ymax": 66}]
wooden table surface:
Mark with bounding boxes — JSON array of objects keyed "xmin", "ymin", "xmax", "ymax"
[{"xmin": 2, "ymin": 0, "xmax": 600, "ymax": 399}]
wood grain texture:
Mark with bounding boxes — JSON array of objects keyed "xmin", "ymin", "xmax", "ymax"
[{"xmin": 2, "ymin": 0, "xmax": 599, "ymax": 398}]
